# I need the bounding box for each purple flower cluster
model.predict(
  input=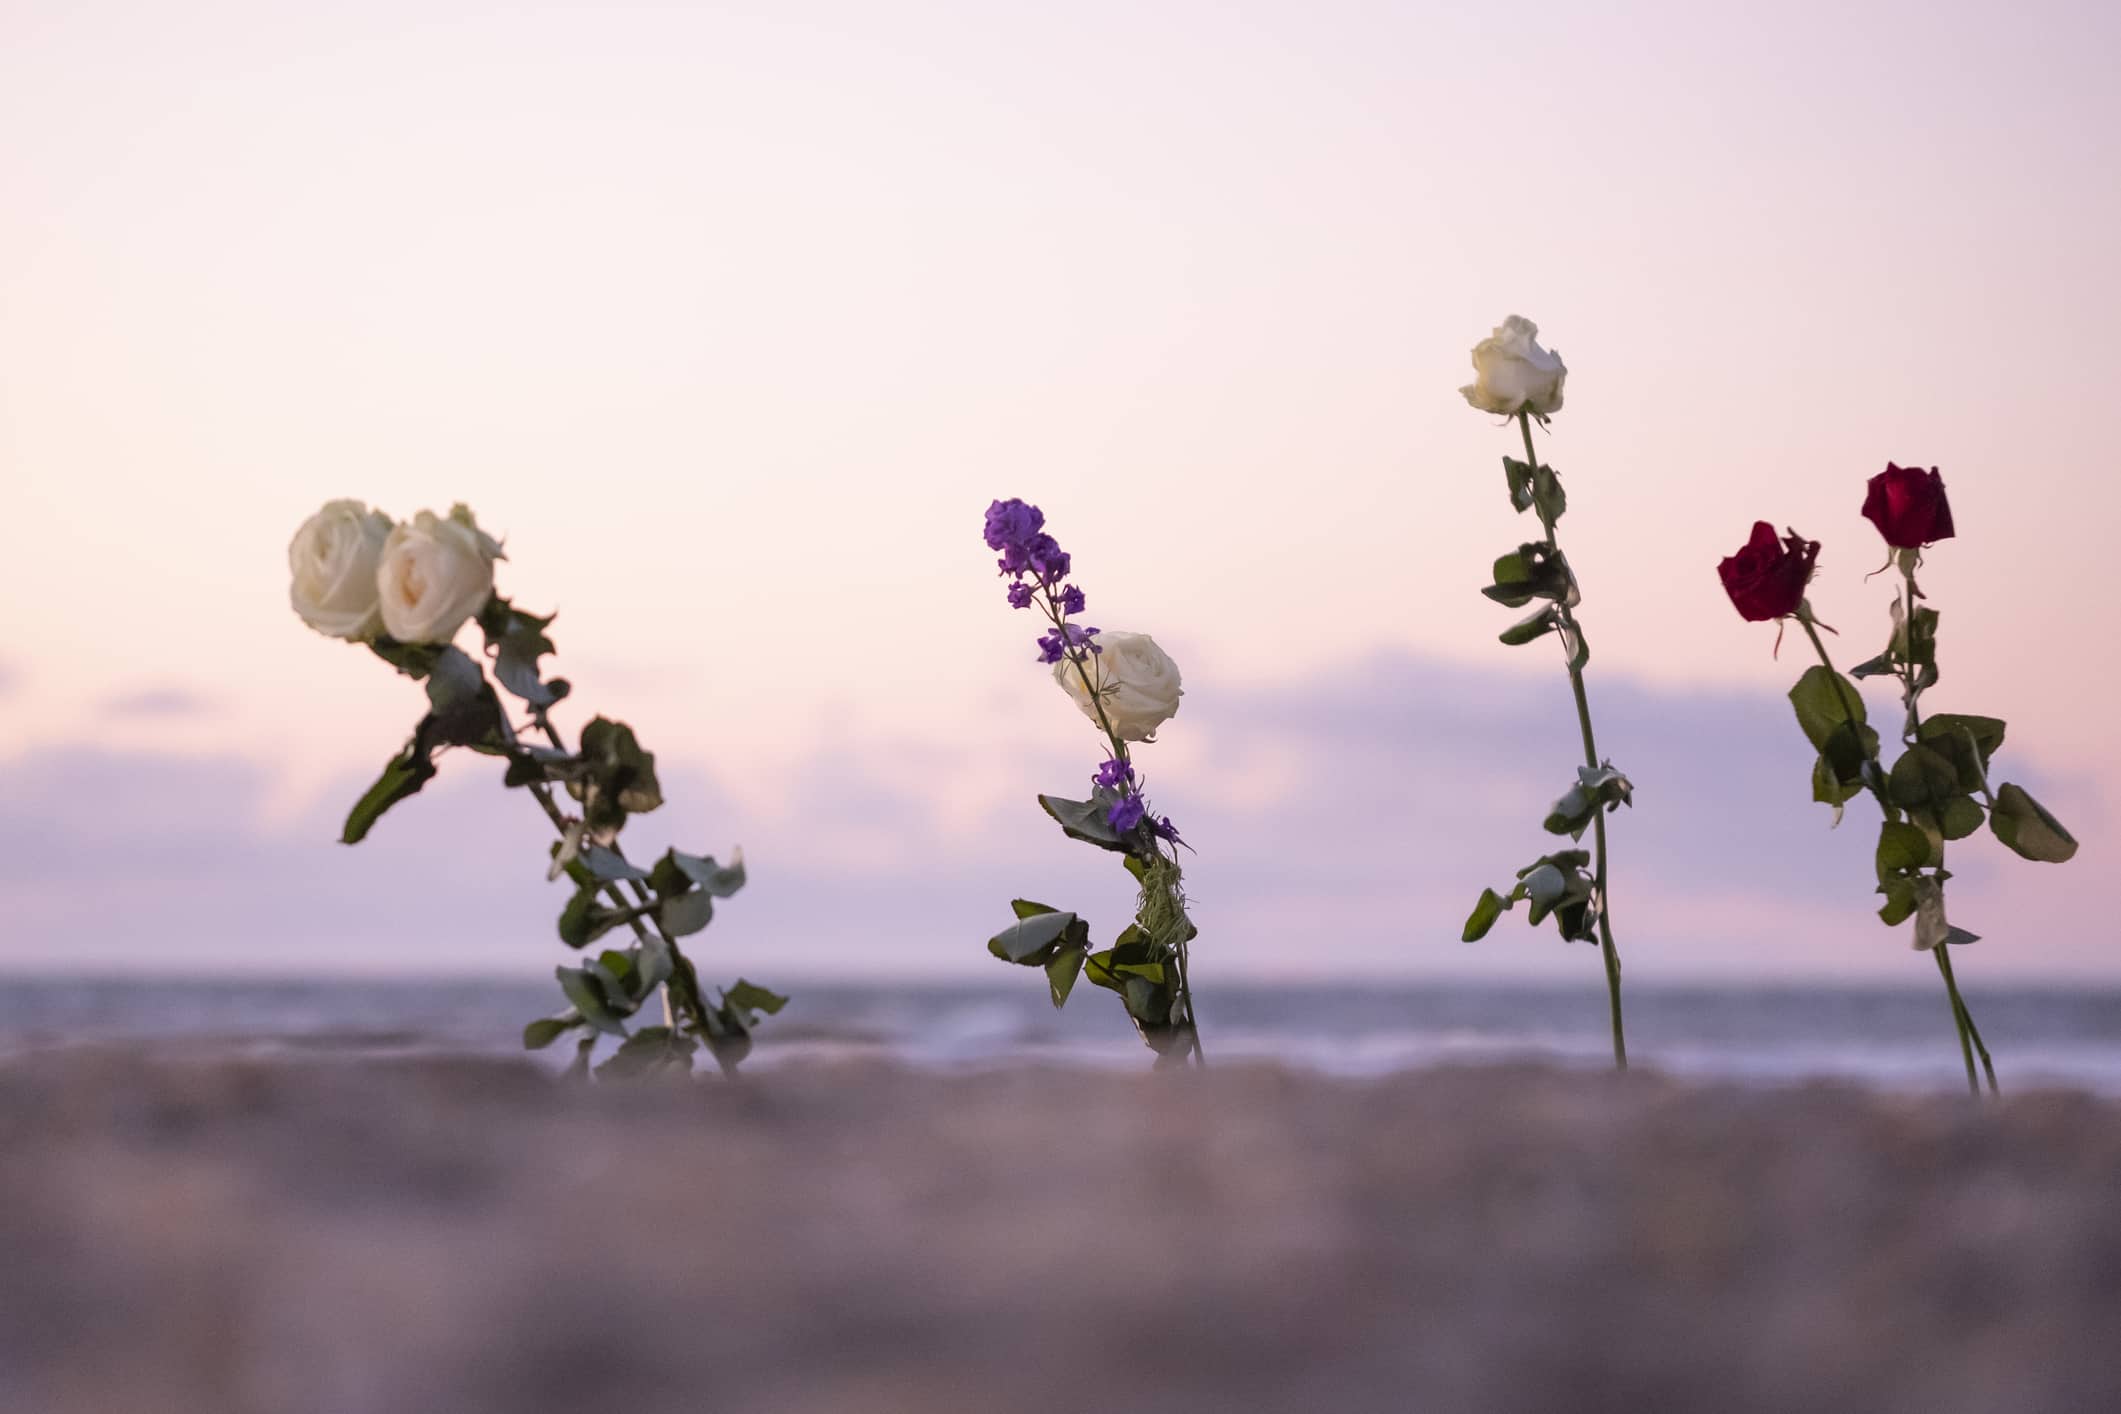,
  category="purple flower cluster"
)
[984,497,1098,663]
[1093,756,1179,842]
[986,498,1181,850]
